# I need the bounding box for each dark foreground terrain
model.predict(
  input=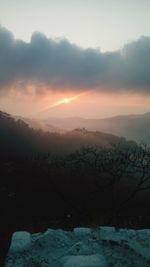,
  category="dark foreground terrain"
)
[0,111,150,265]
